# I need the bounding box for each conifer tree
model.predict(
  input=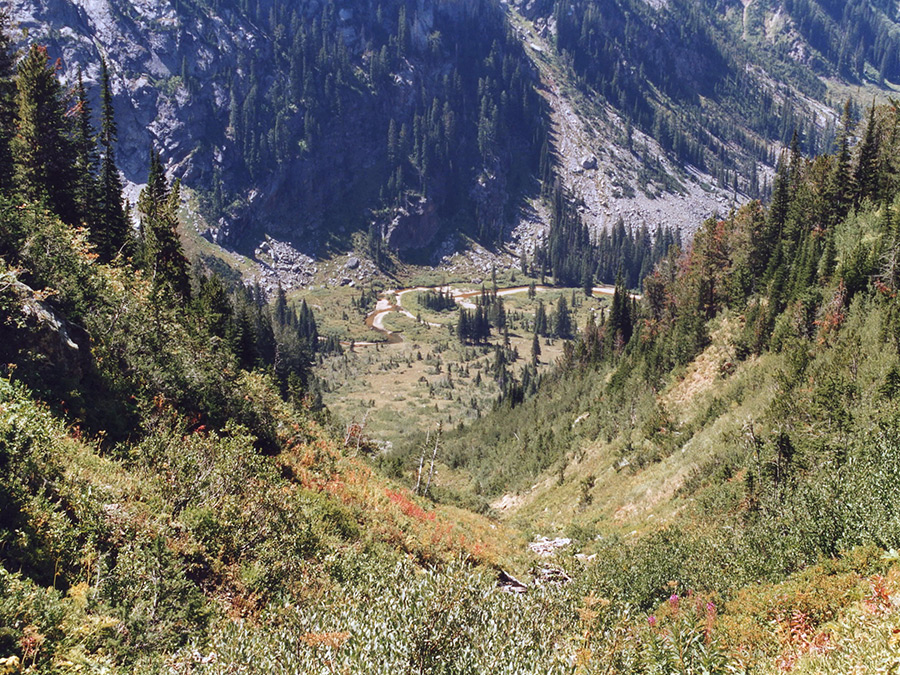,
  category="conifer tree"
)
[273,284,288,326]
[608,273,632,349]
[197,273,233,338]
[534,299,548,337]
[853,105,880,205]
[297,299,318,352]
[553,295,573,339]
[825,100,853,227]
[72,69,99,227]
[138,148,167,244]
[0,10,16,194]
[138,150,191,303]
[764,155,791,278]
[96,58,131,261]
[457,308,470,344]
[13,44,77,222]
